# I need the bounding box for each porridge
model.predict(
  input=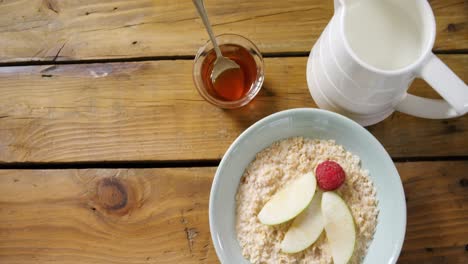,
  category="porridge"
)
[235,137,379,263]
